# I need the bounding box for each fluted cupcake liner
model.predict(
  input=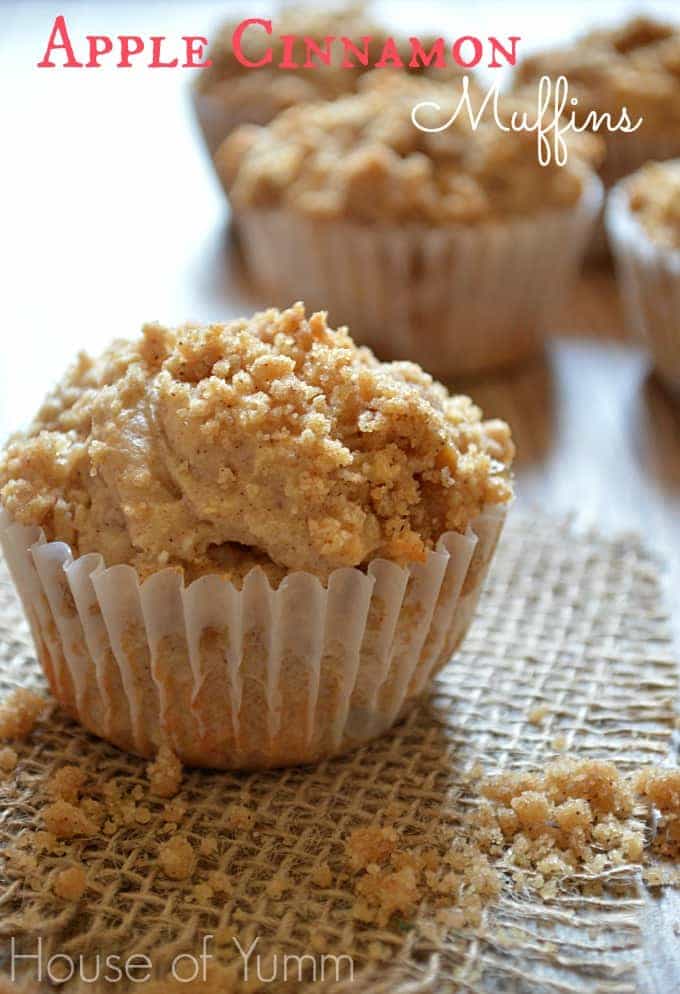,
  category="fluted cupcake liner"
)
[231,177,602,378]
[606,178,680,395]
[0,505,506,770]
[590,132,680,260]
